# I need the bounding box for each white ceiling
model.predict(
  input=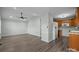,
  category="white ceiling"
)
[49,7,76,17]
[1,7,49,17]
[0,7,76,20]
